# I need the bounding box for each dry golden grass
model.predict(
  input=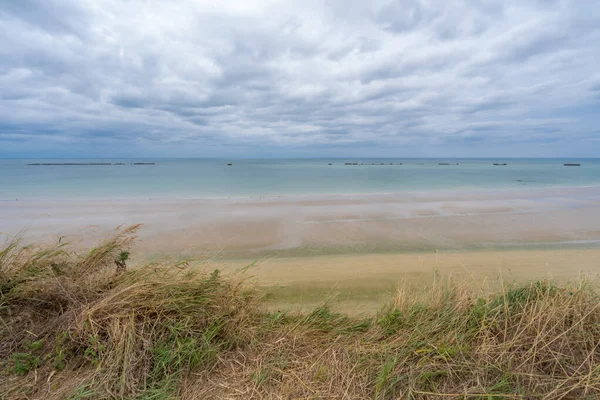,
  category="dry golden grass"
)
[1,226,600,399]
